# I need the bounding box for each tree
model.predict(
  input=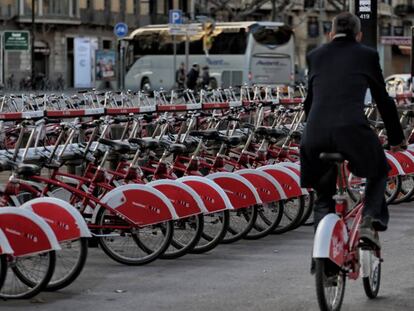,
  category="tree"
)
[199,0,349,21]
[202,0,292,21]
